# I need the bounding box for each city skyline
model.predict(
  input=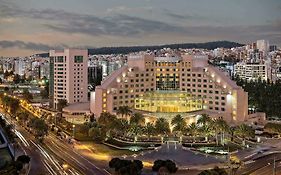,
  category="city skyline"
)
[0,0,280,56]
